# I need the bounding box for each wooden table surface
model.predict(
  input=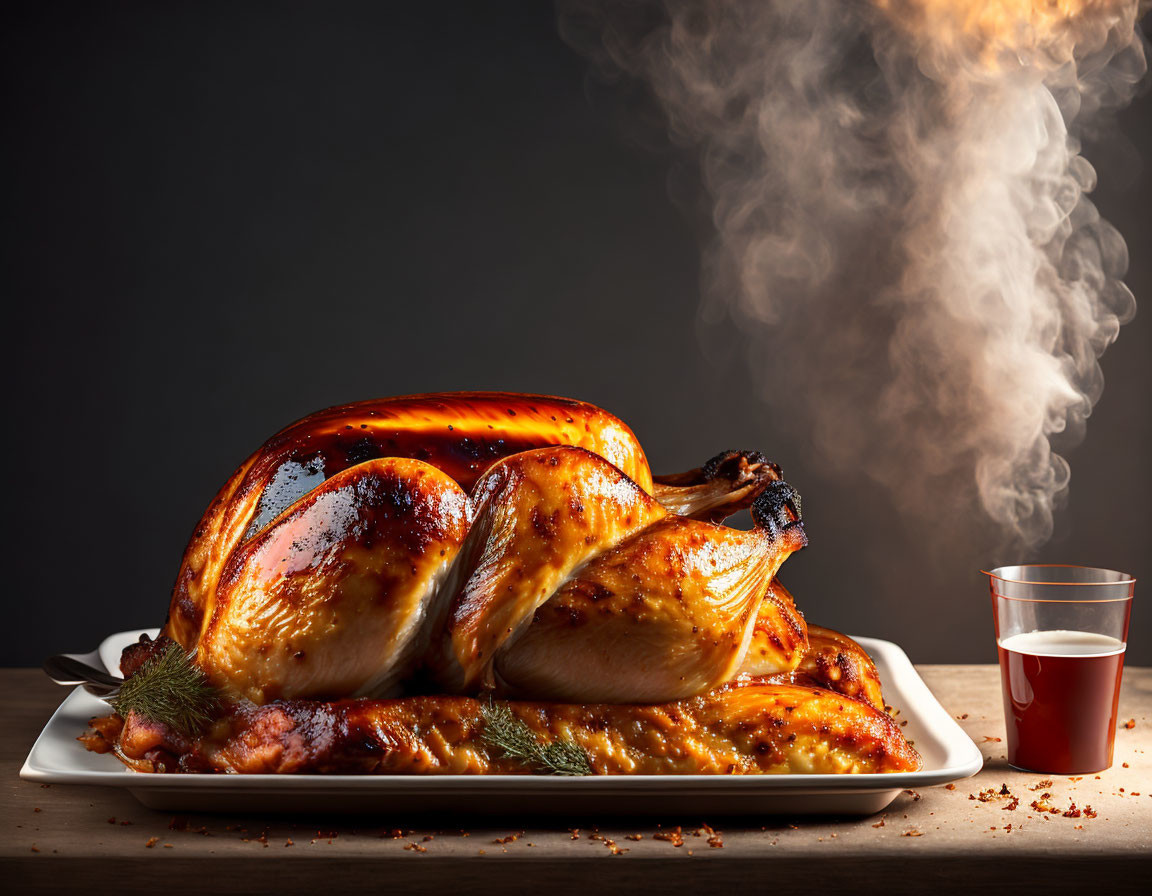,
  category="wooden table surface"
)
[3,666,1150,894]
